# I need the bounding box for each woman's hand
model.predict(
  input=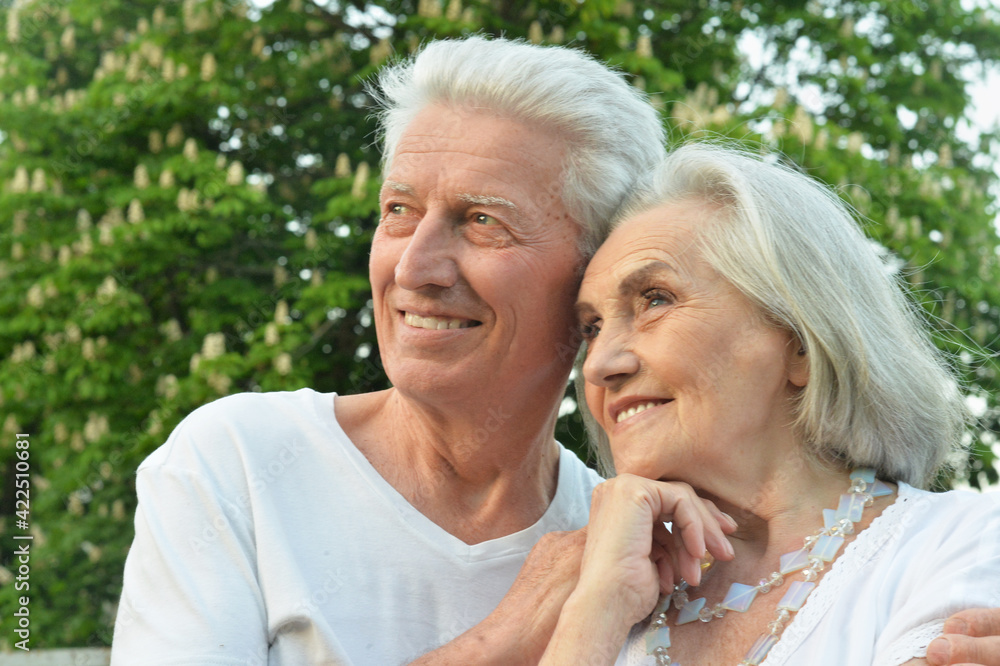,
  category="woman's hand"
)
[540,475,737,665]
[578,474,736,624]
